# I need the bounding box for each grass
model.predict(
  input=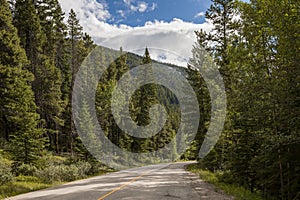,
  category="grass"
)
[186,163,264,200]
[0,169,113,199]
[0,176,63,200]
[0,150,115,199]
